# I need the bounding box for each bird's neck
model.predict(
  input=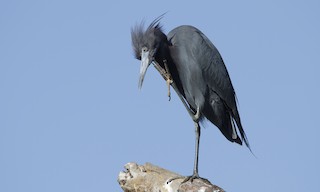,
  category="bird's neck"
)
[154,43,170,68]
